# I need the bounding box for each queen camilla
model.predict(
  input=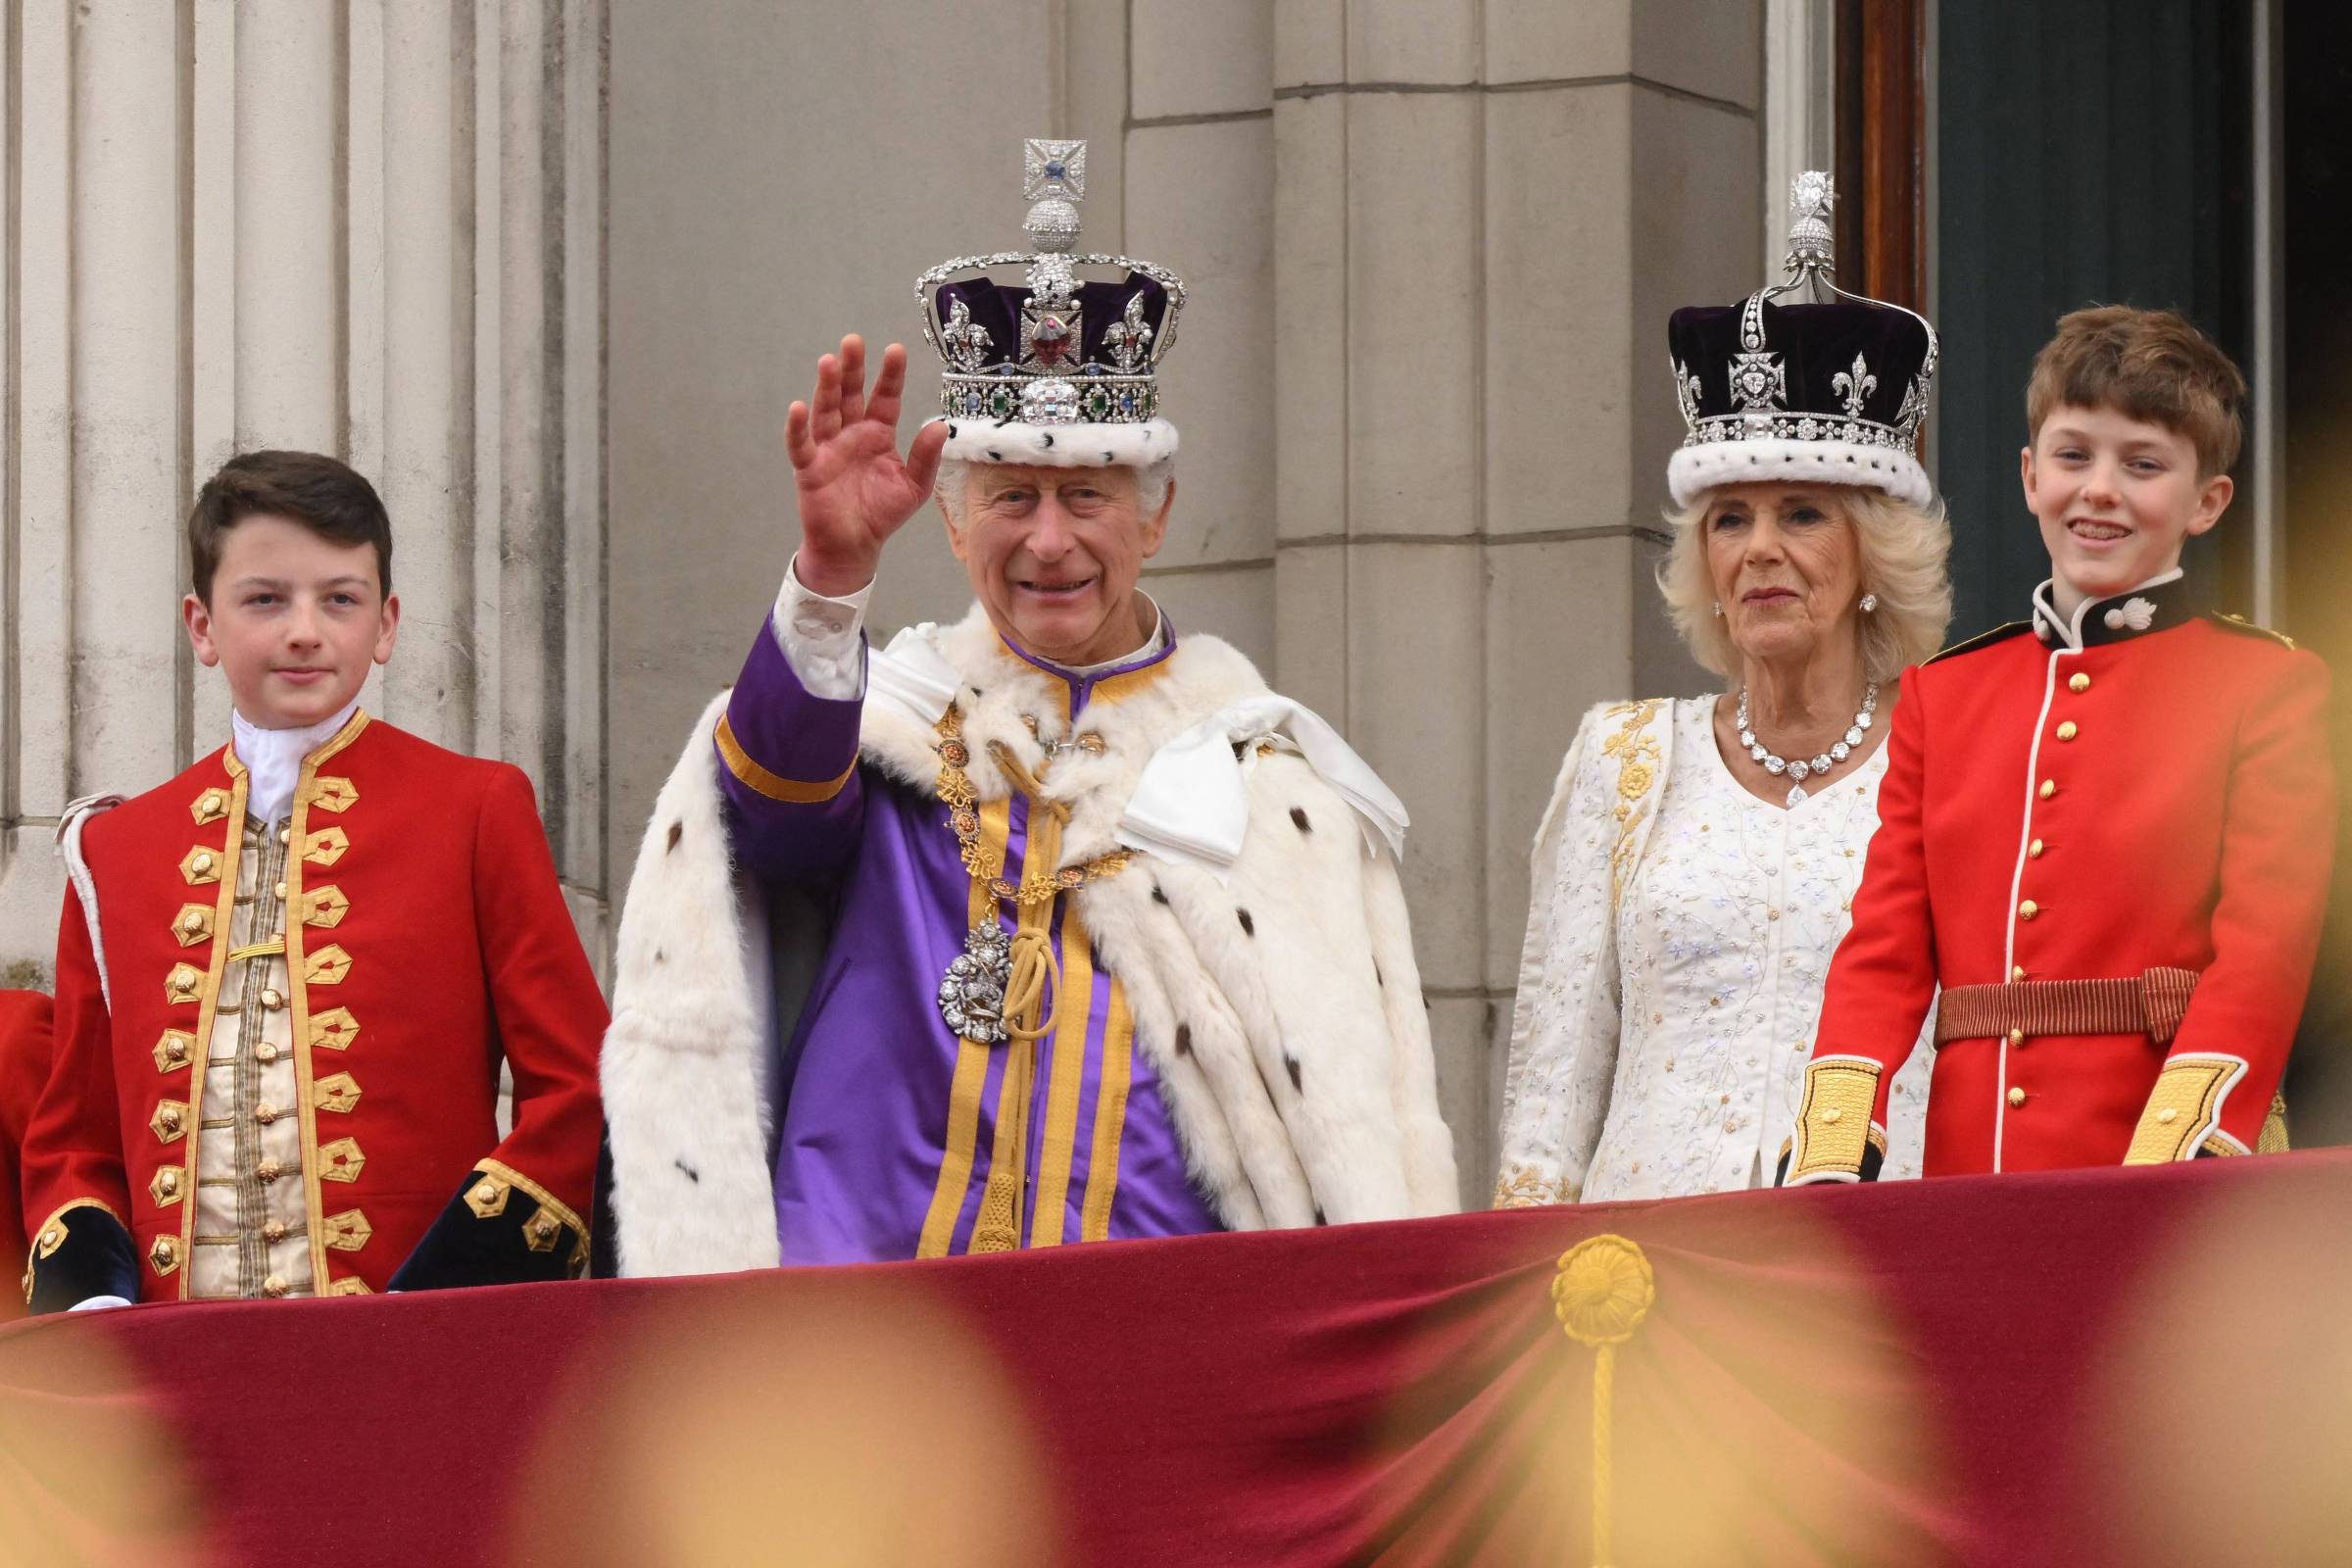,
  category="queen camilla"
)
[1496,176,1953,1205]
